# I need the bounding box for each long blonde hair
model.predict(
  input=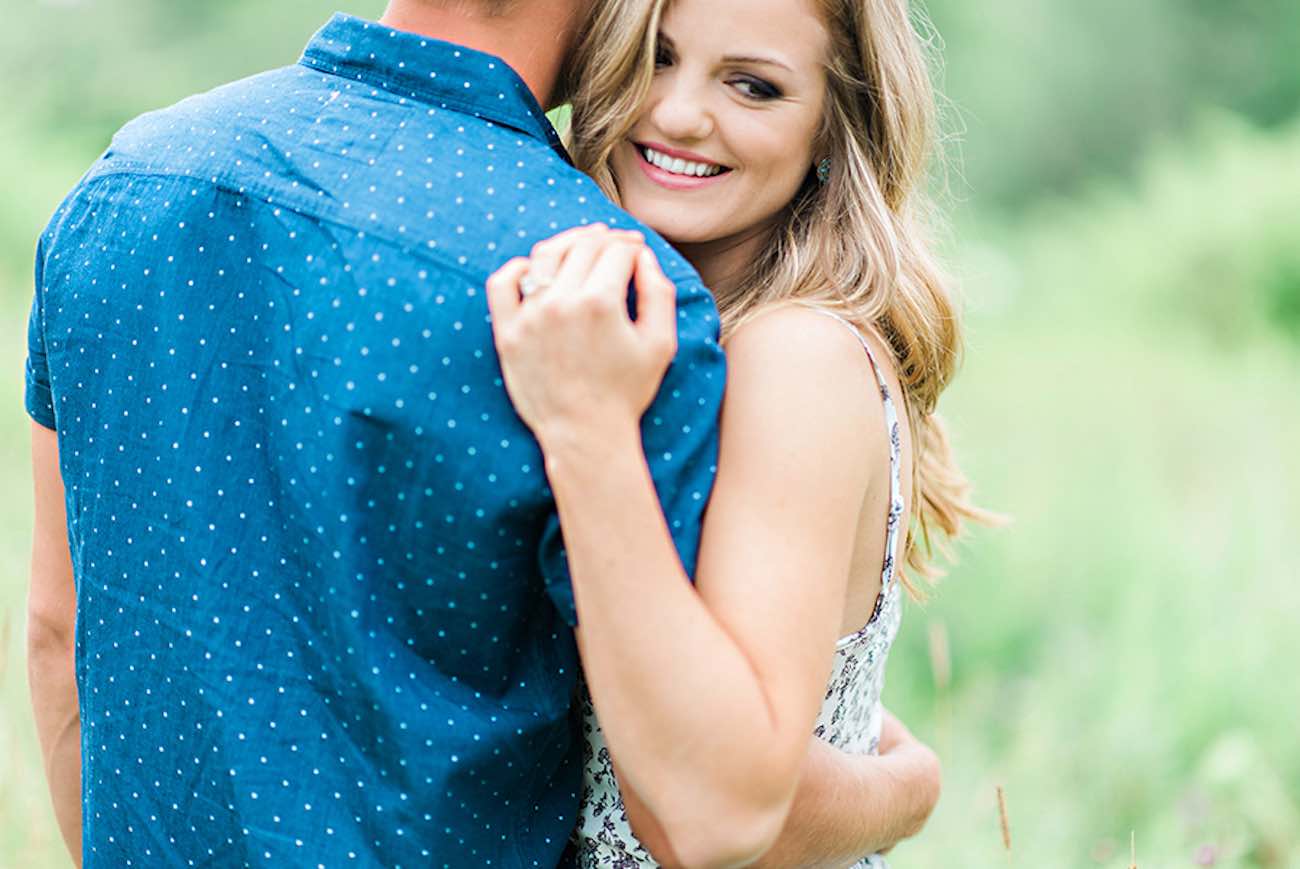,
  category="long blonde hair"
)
[564,0,990,593]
